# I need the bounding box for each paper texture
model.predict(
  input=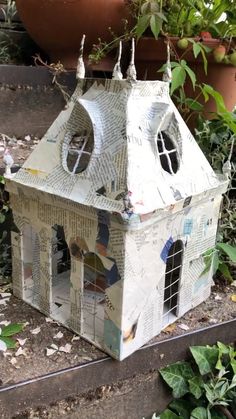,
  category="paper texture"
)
[6,78,228,360]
